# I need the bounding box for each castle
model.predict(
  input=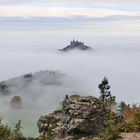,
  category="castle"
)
[59,39,92,51]
[70,39,84,46]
